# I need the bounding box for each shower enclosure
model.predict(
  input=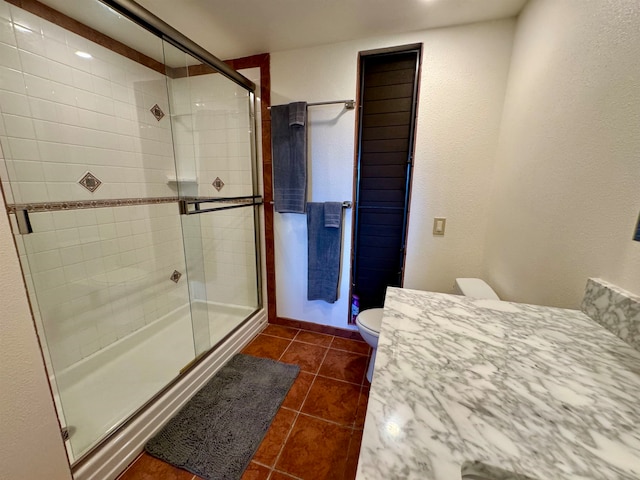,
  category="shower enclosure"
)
[0,0,262,466]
